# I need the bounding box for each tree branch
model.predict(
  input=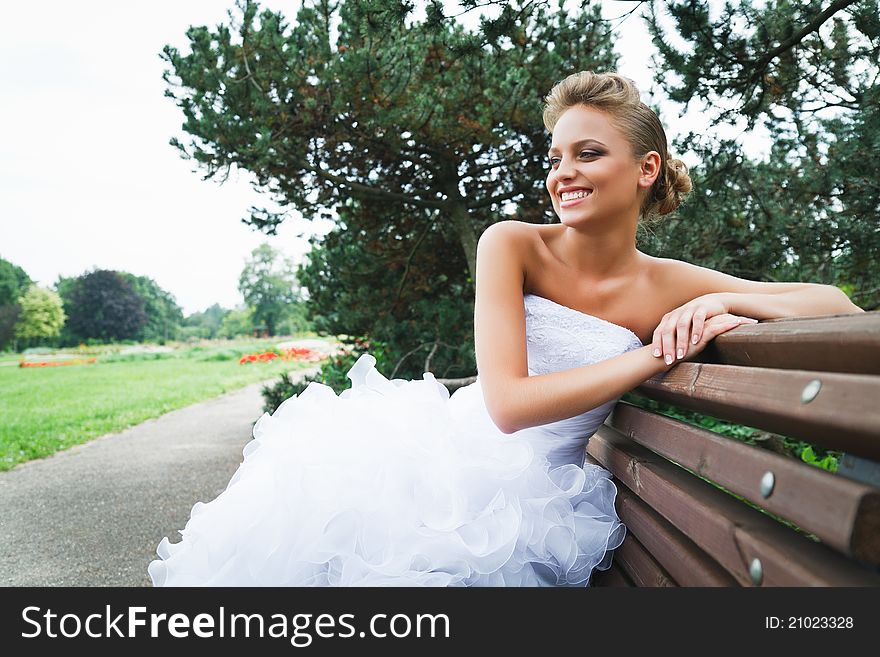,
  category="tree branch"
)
[394,217,436,304]
[750,0,859,78]
[281,148,447,209]
[466,183,531,210]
